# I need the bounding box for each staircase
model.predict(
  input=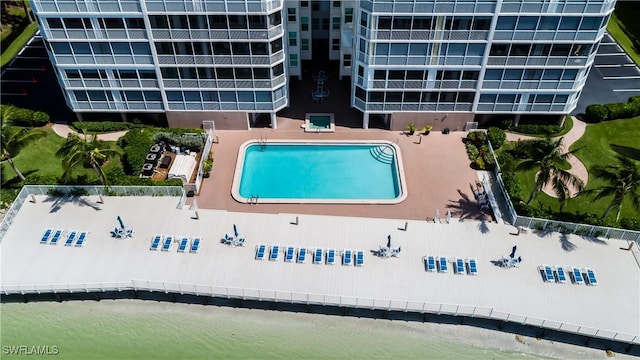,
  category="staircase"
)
[369,145,395,164]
